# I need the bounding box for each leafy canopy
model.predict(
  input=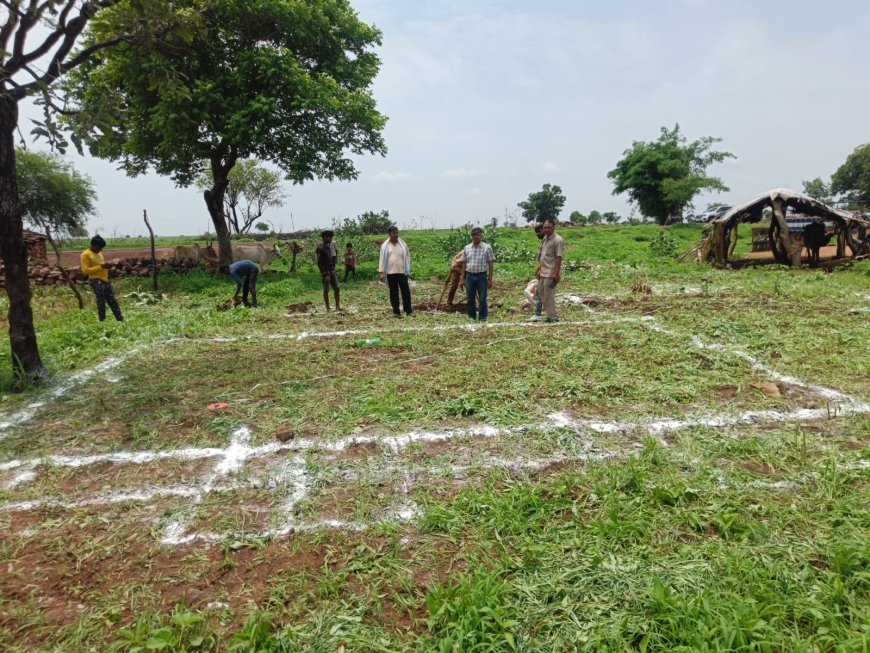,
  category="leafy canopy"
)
[802,177,831,202]
[518,184,566,223]
[608,125,735,225]
[15,149,96,239]
[830,144,870,202]
[67,0,387,187]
